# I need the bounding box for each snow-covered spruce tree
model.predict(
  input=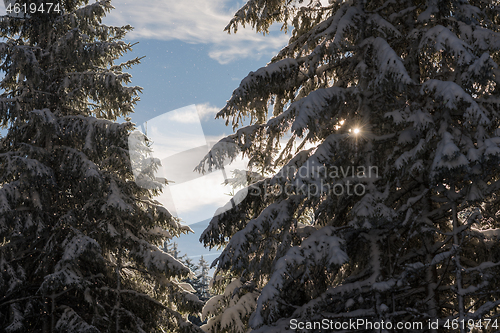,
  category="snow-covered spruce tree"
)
[162,242,213,327]
[194,256,211,304]
[162,242,211,301]
[0,1,203,332]
[197,0,500,332]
